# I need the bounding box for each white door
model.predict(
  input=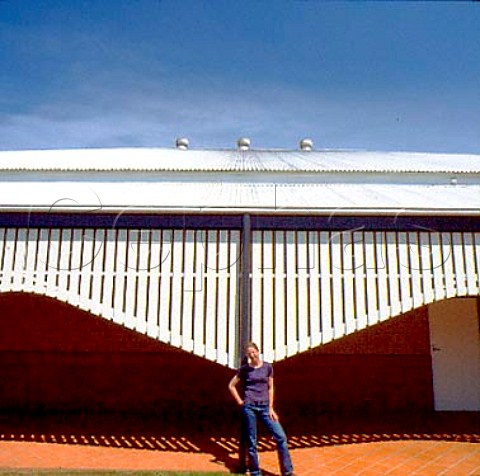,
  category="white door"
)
[428,298,480,411]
